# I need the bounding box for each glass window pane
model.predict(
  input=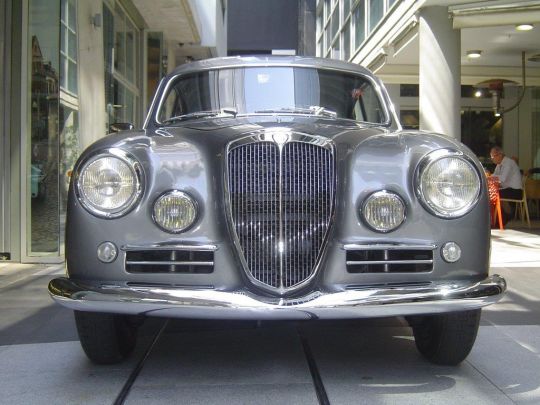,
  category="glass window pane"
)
[60,25,66,53]
[60,0,66,23]
[344,22,350,61]
[114,10,126,76]
[68,60,77,94]
[28,0,61,254]
[68,0,76,30]
[354,2,365,50]
[126,27,135,83]
[343,0,350,18]
[331,5,339,40]
[332,39,340,60]
[325,27,331,53]
[324,0,330,20]
[59,106,80,219]
[159,67,386,124]
[68,31,76,60]
[125,90,134,123]
[369,0,383,32]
